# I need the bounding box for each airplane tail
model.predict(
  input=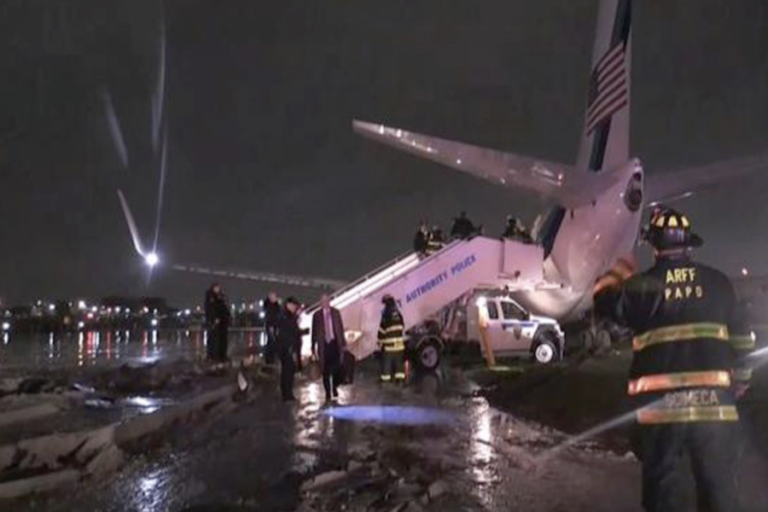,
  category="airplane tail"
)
[575,0,632,173]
